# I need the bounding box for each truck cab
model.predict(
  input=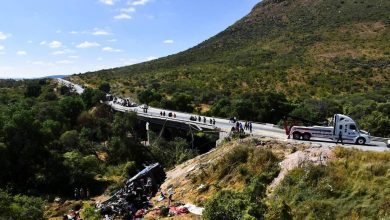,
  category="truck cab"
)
[332,114,370,145]
[289,114,371,145]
